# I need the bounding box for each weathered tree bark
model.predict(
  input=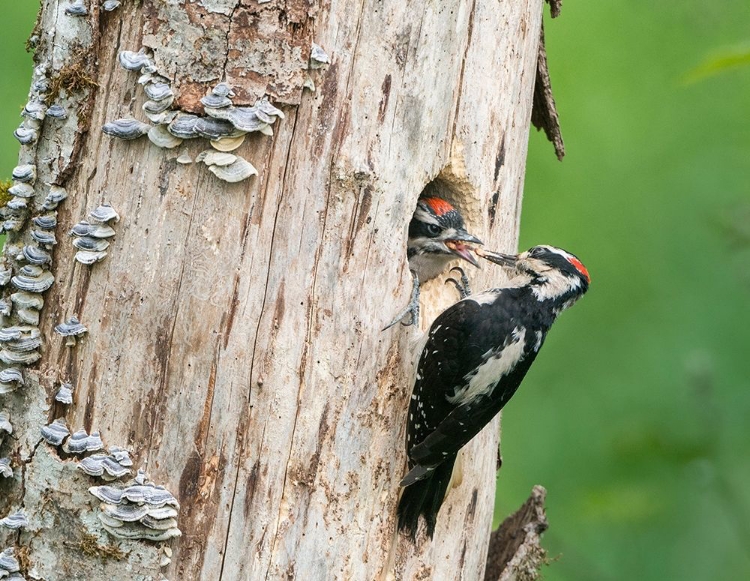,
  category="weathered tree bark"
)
[484,486,549,581]
[0,0,543,579]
